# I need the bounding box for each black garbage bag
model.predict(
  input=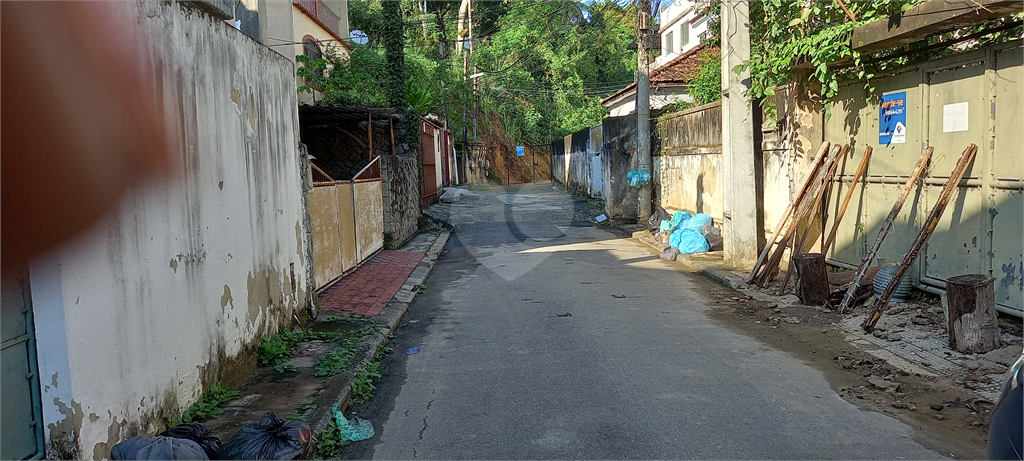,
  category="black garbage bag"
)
[647,205,669,232]
[216,412,311,460]
[159,423,220,459]
[111,436,208,460]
